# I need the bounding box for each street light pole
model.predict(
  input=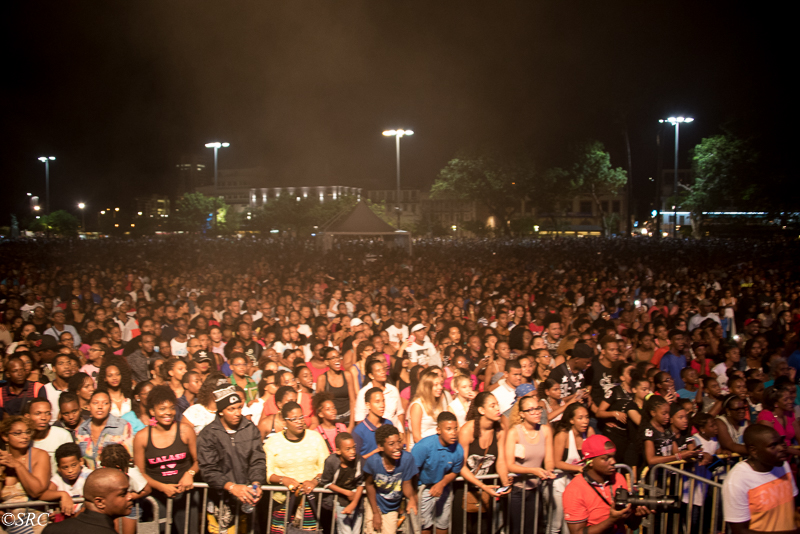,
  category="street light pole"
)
[205,142,230,232]
[37,156,55,215]
[658,117,693,237]
[382,129,413,229]
[78,203,86,231]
